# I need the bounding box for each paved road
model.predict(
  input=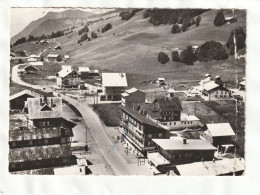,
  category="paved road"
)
[11,64,134,175]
